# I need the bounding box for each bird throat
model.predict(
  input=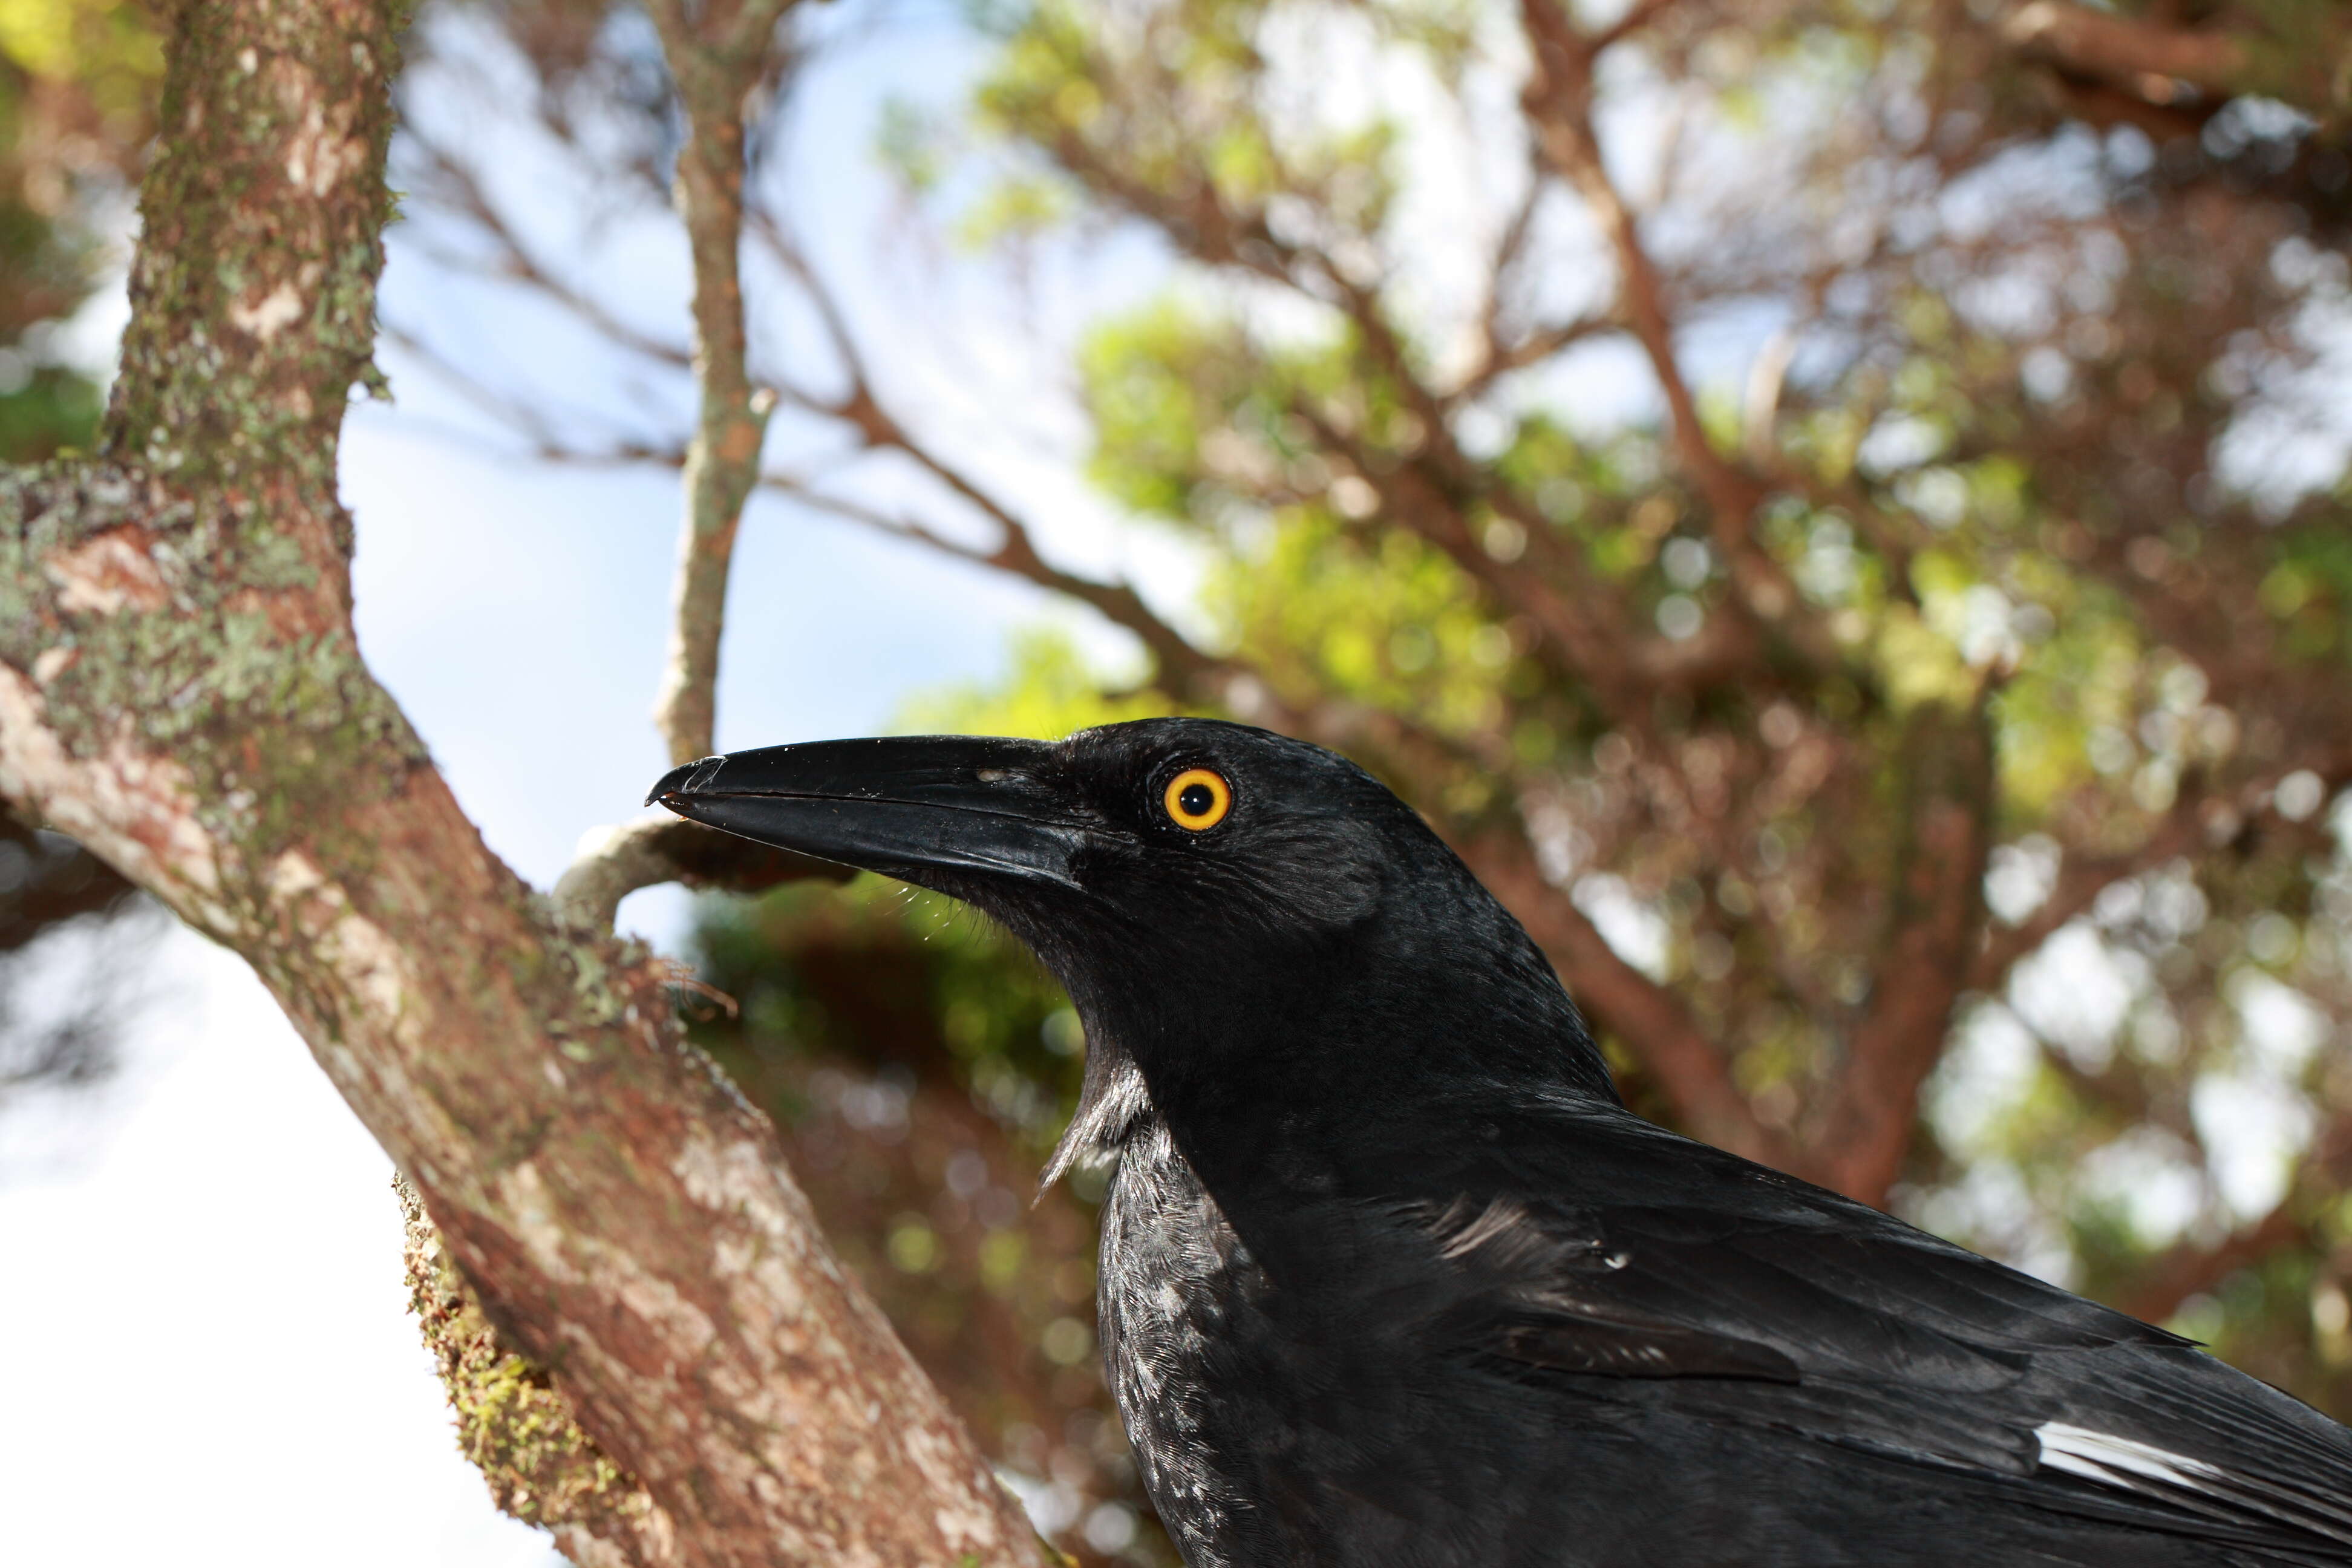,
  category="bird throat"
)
[1041,1026,1154,1187]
